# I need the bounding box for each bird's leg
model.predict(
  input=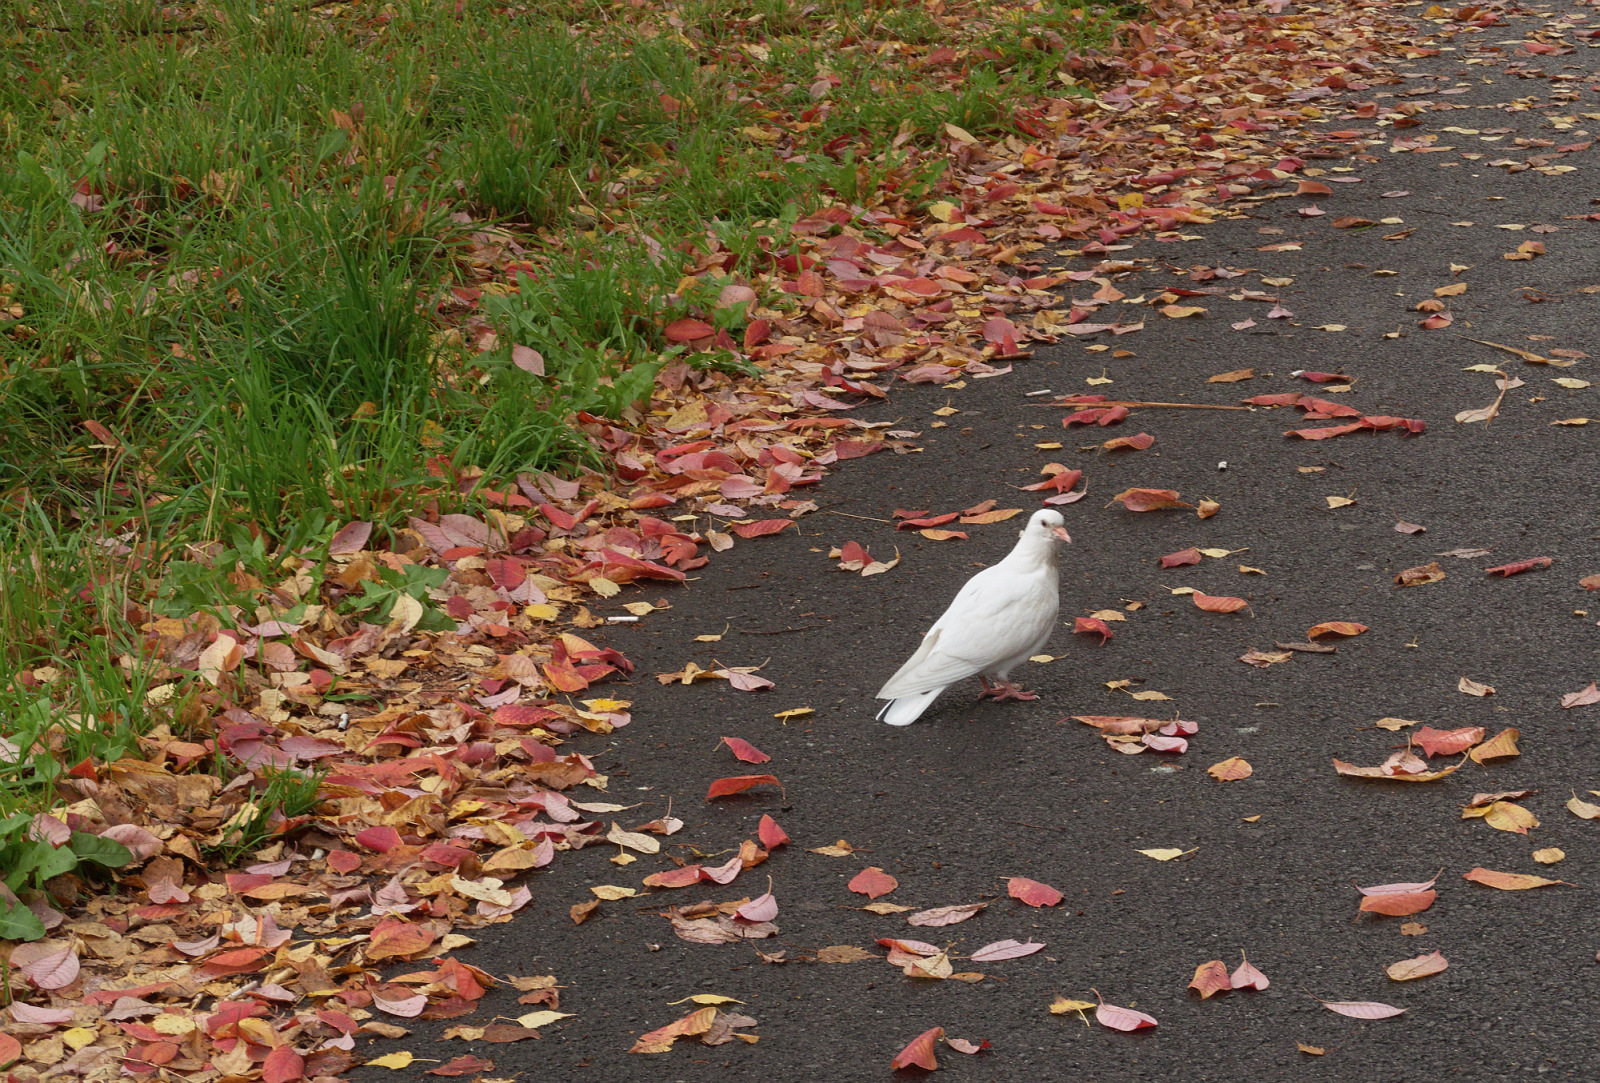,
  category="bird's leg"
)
[986,681,1040,703]
[976,675,998,699]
